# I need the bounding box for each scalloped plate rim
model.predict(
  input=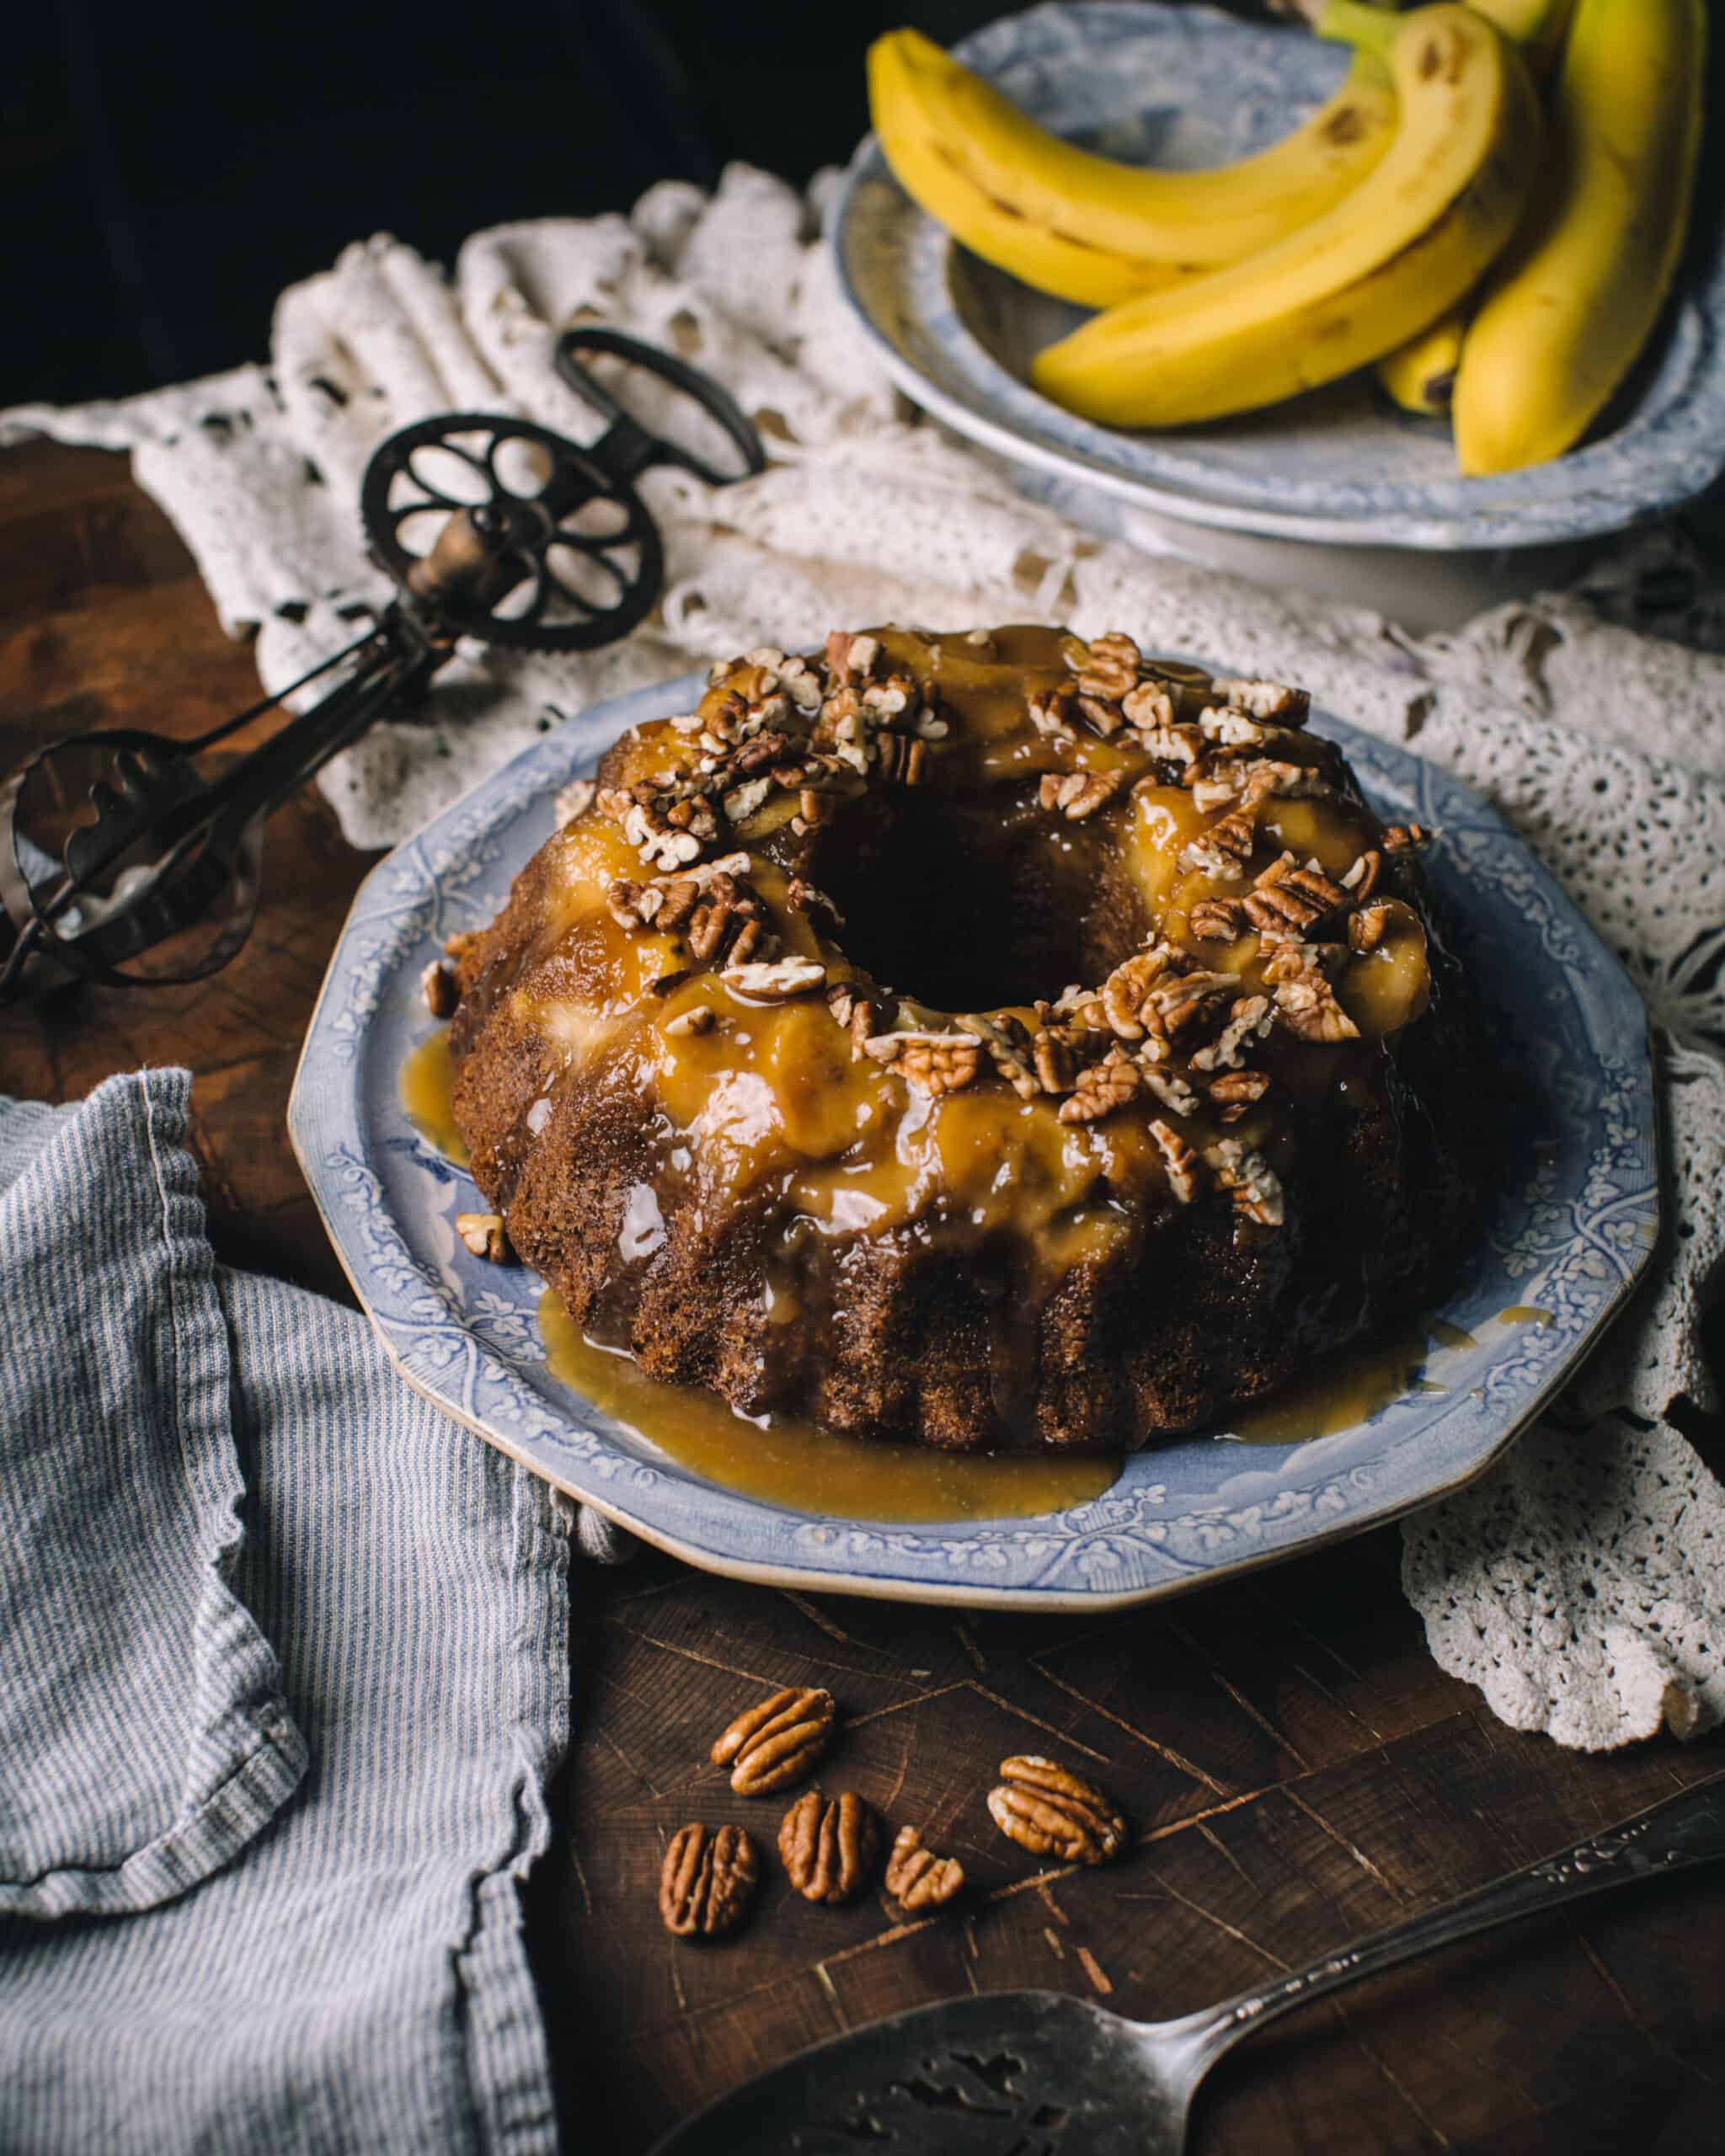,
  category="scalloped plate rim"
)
[287,667,1659,1609]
